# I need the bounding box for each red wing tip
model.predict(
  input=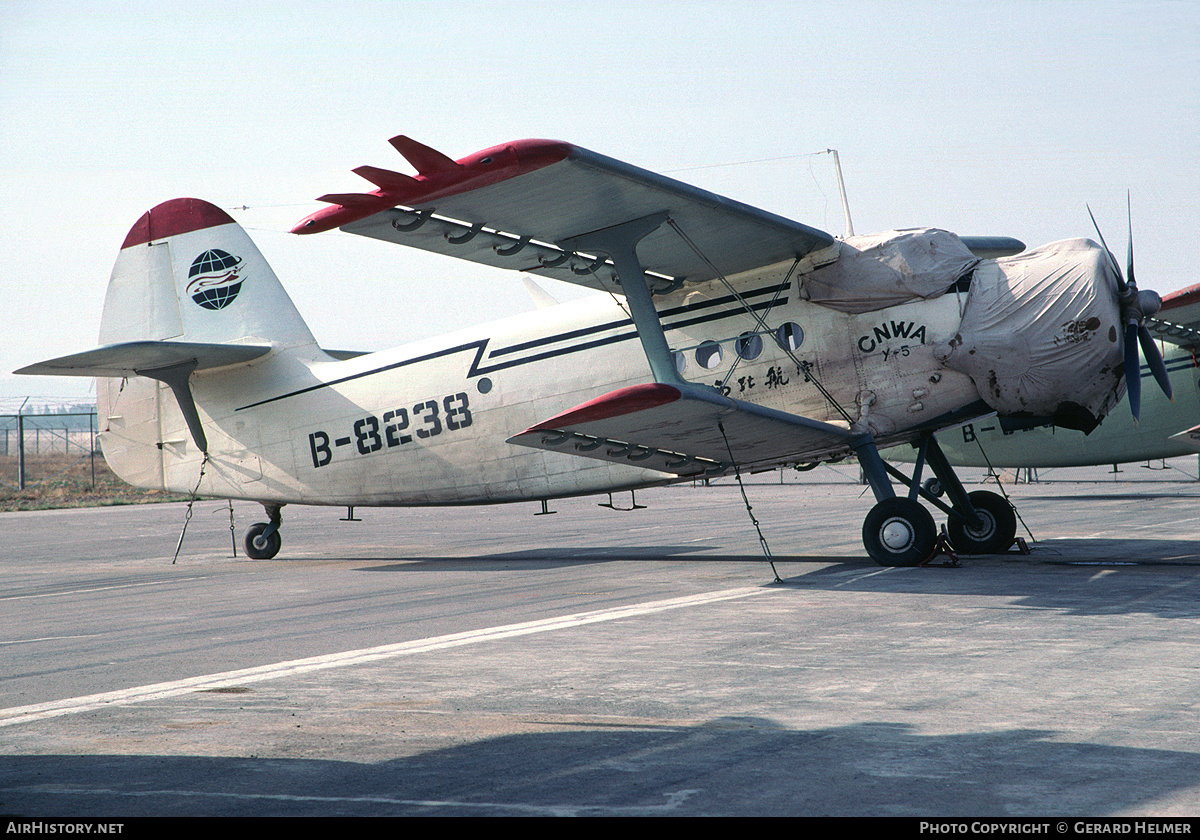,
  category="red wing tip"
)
[291,206,350,234]
[292,136,576,235]
[316,192,384,207]
[121,198,236,249]
[524,383,682,433]
[1161,281,1200,312]
[389,135,573,172]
